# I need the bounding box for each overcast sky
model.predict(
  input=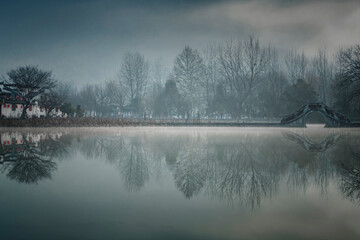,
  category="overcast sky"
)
[0,0,359,86]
